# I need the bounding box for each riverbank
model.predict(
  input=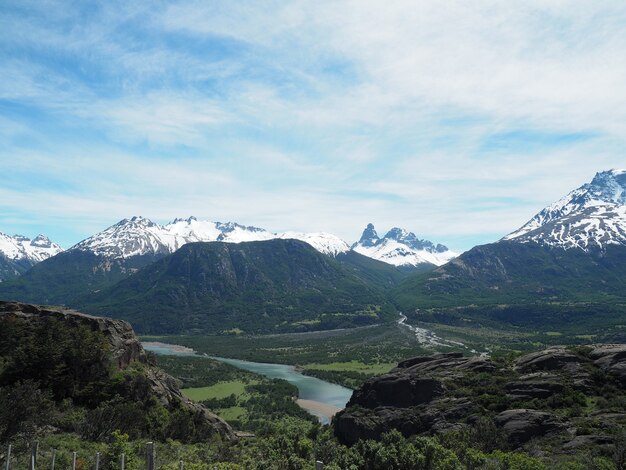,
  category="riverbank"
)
[142,341,196,355]
[142,342,353,423]
[296,399,341,423]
